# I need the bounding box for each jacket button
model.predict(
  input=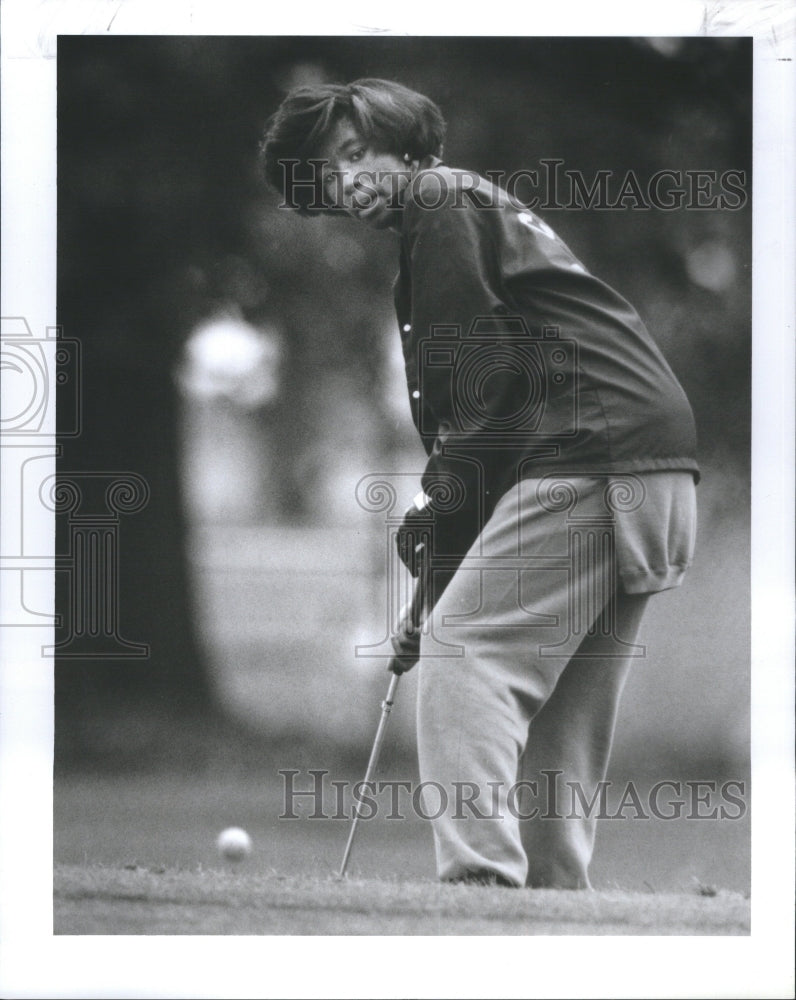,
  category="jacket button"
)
[403,323,412,333]
[411,390,420,399]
